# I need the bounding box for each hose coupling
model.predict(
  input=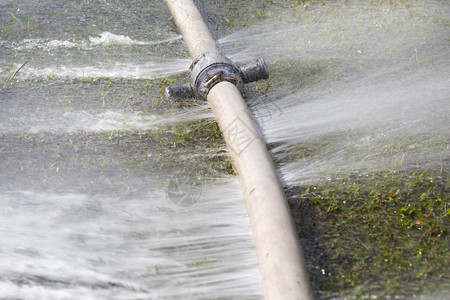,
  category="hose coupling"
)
[165,51,269,100]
